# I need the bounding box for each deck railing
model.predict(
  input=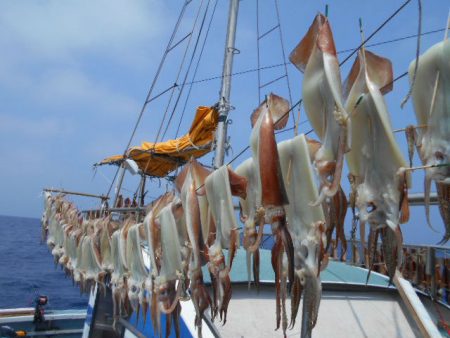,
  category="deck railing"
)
[327,238,450,304]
